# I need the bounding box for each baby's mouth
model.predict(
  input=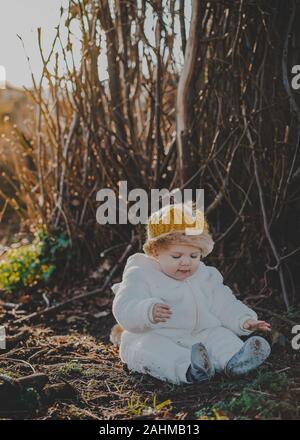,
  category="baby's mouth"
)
[178,269,191,274]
